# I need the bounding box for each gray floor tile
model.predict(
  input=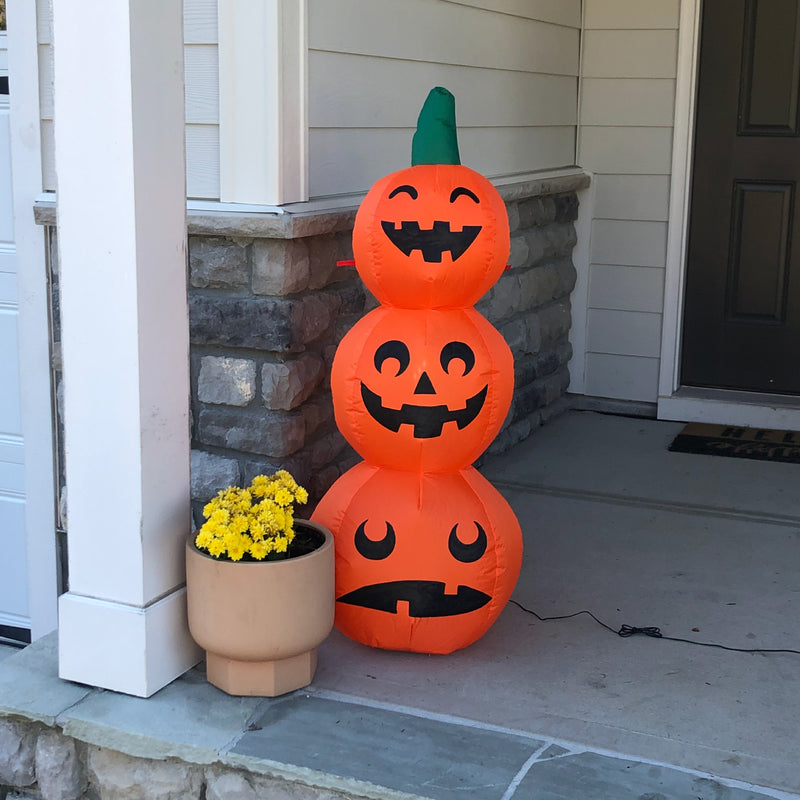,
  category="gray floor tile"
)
[232,694,543,800]
[515,752,783,800]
